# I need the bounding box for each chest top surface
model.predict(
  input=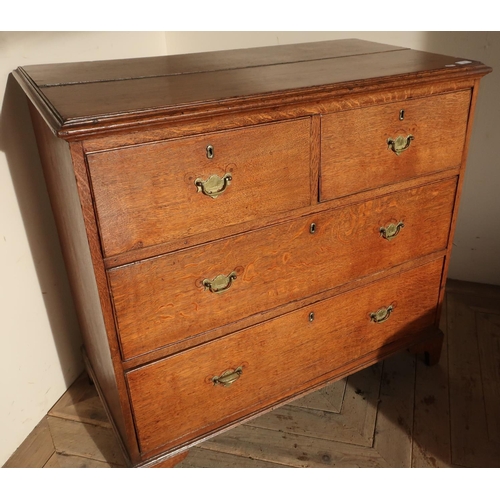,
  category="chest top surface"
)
[13,38,491,139]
